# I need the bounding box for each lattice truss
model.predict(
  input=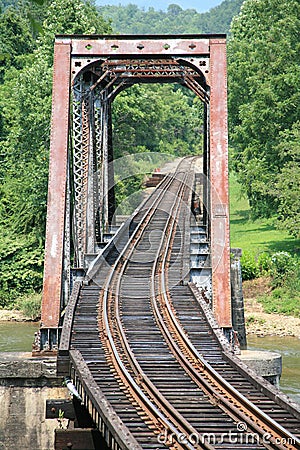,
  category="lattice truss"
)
[69,57,209,268]
[71,75,87,267]
[102,59,209,103]
[70,74,109,267]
